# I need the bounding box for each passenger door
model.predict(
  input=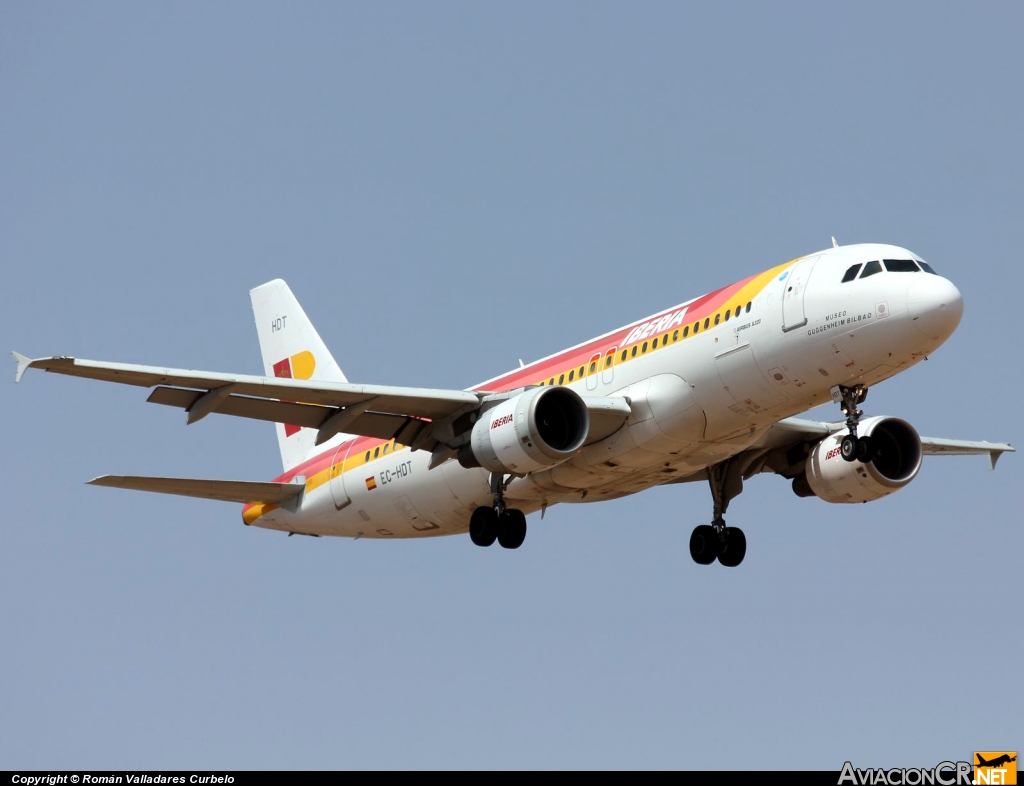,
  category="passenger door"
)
[782,255,821,332]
